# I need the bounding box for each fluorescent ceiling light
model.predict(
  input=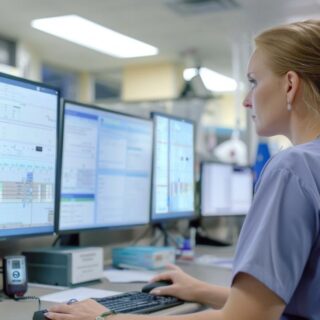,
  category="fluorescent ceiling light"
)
[31,15,158,58]
[184,67,237,92]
